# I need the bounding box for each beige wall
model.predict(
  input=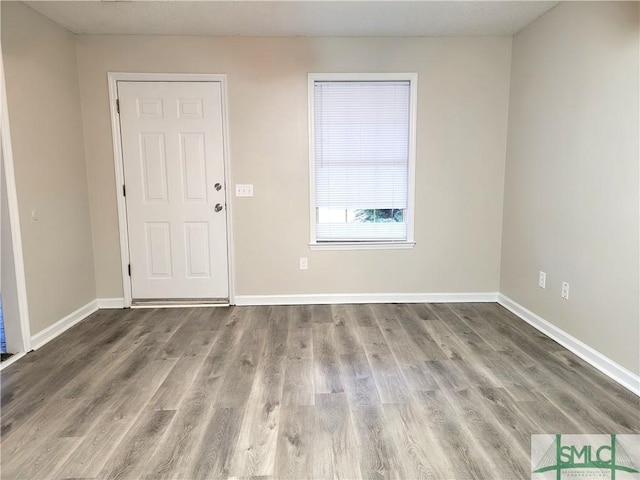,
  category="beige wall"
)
[1,2,96,335]
[501,2,639,374]
[75,35,512,298]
